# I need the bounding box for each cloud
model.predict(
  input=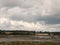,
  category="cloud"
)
[0,0,60,32]
[0,18,46,31]
[0,17,60,32]
[37,16,60,24]
[0,18,11,30]
[1,0,40,8]
[9,8,60,24]
[0,0,52,16]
